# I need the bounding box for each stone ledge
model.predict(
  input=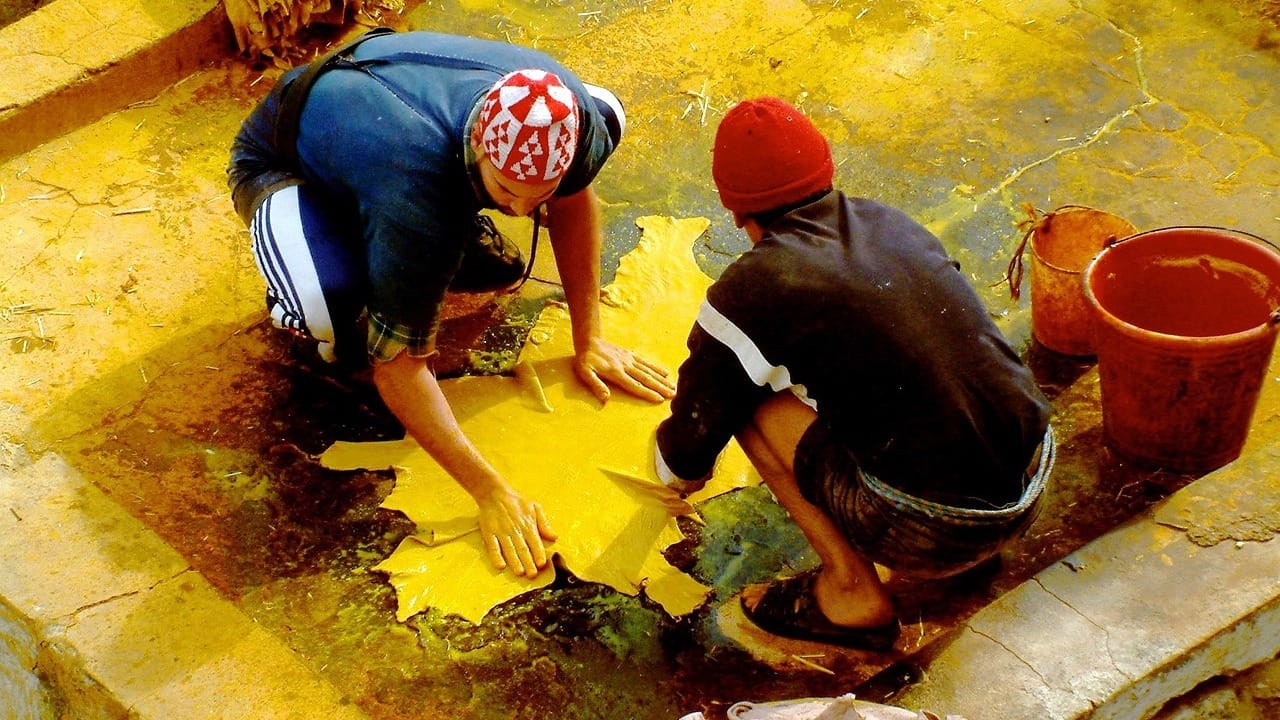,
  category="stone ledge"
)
[0,0,233,161]
[0,451,369,720]
[892,455,1280,720]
